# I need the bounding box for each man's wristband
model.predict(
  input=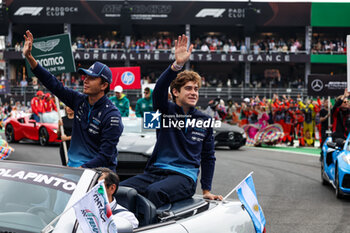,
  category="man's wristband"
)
[171,61,183,71]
